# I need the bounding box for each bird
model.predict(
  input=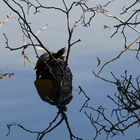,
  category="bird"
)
[52,47,66,59]
[34,47,73,111]
[34,47,66,70]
